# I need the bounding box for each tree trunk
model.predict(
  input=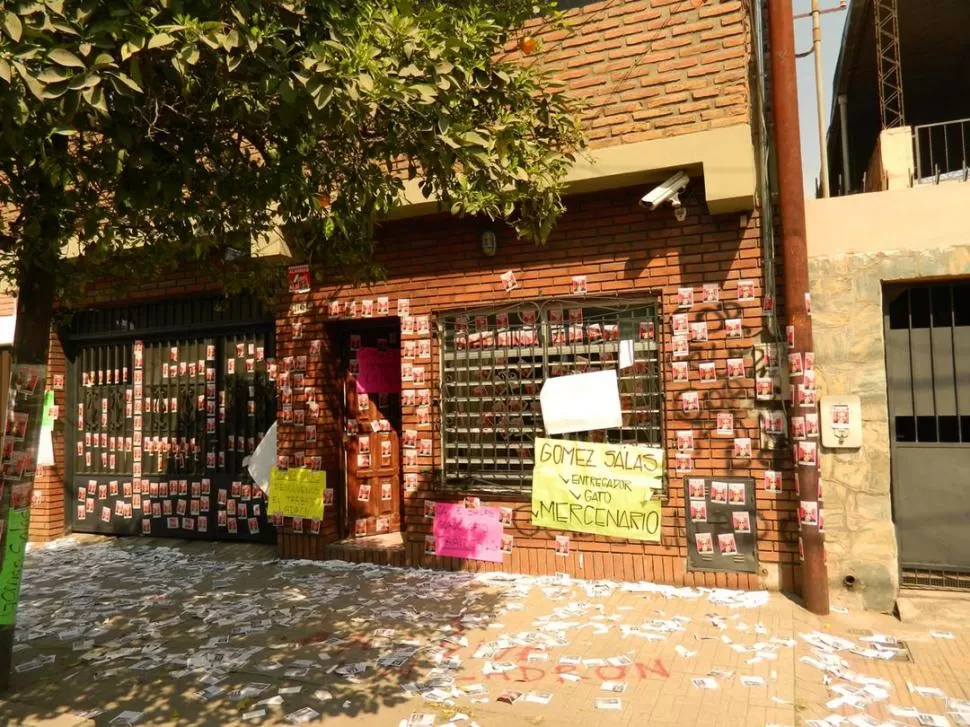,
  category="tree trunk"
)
[0,256,56,691]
